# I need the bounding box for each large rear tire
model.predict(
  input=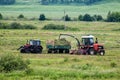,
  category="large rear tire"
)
[25,49,30,53]
[89,49,95,55]
[35,49,42,53]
